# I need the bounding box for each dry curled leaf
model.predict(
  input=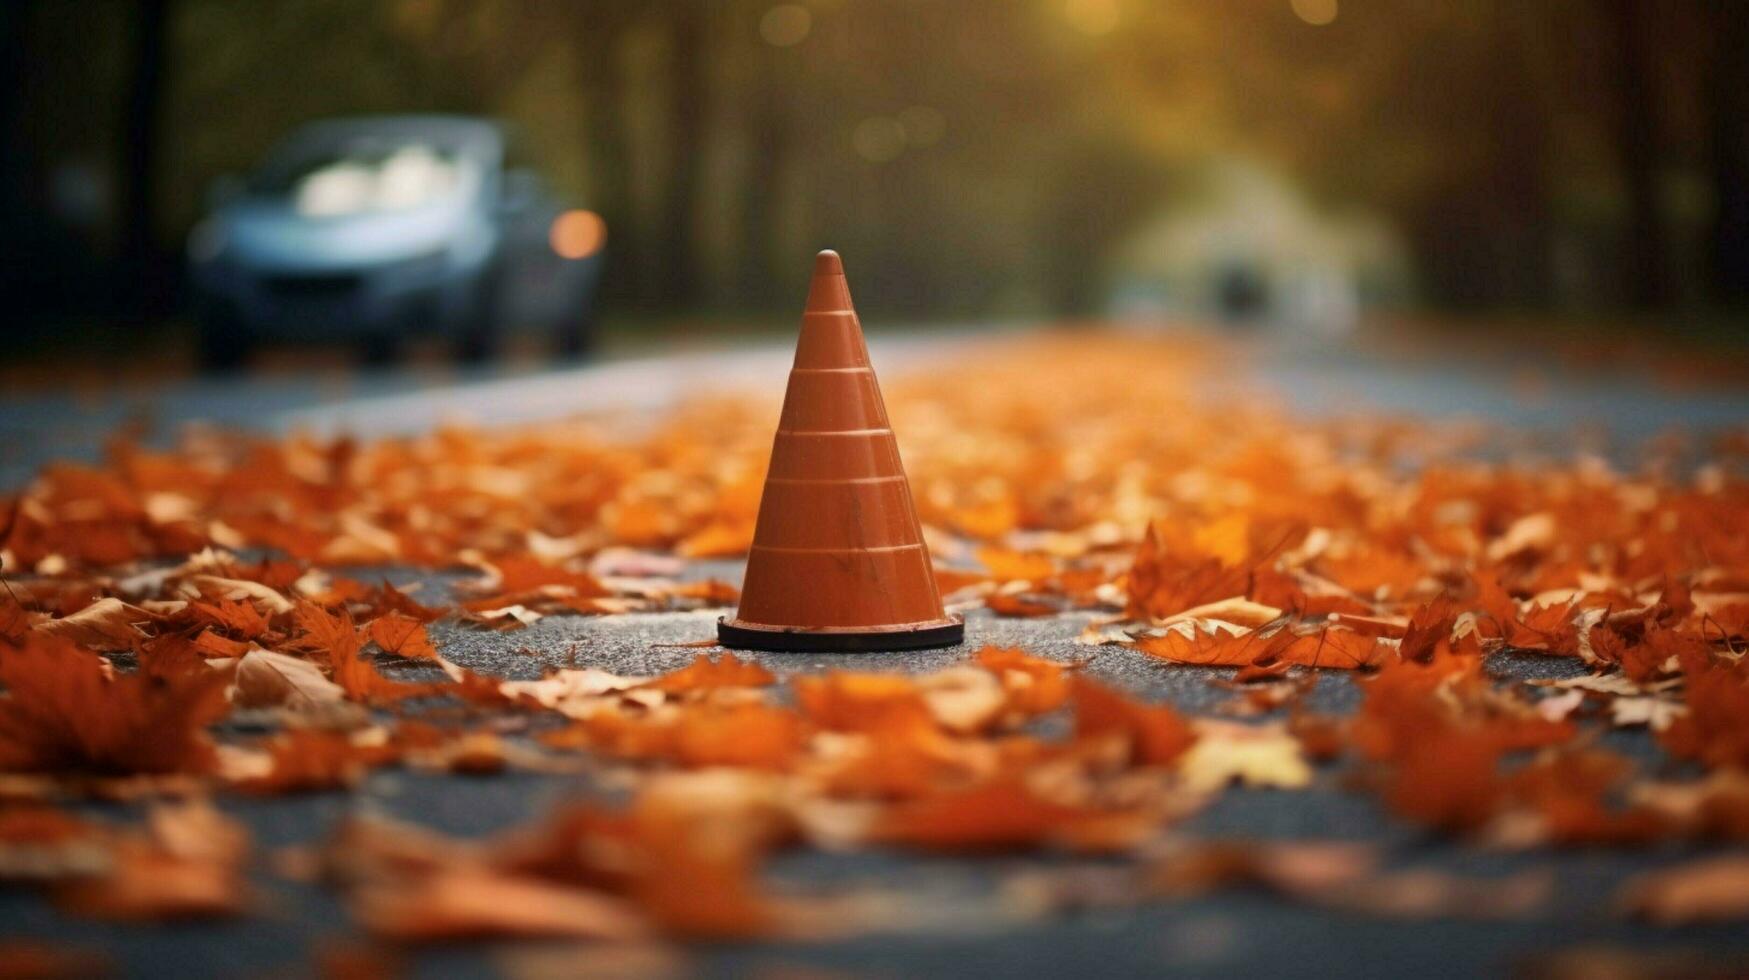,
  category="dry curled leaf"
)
[232,649,346,711]
[29,598,155,650]
[0,635,229,776]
